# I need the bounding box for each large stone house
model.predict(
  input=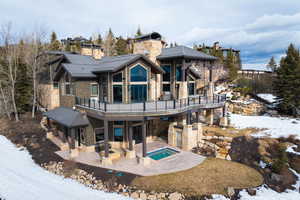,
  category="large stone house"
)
[43,32,227,165]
